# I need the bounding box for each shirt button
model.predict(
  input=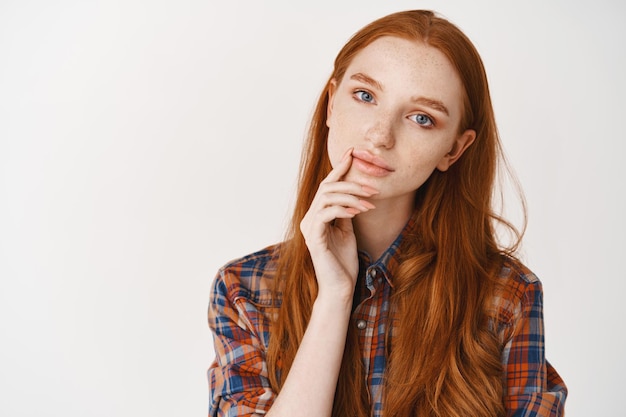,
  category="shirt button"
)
[370,268,377,279]
[356,319,367,330]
